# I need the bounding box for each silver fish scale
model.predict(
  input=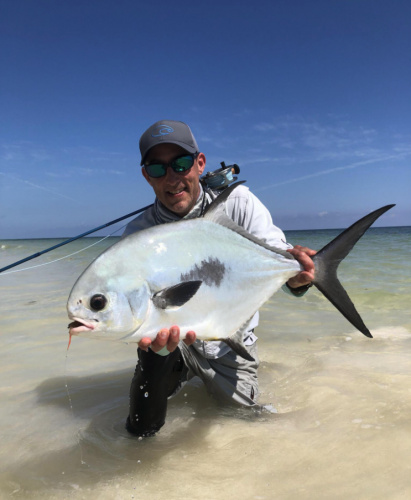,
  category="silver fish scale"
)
[68,218,301,343]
